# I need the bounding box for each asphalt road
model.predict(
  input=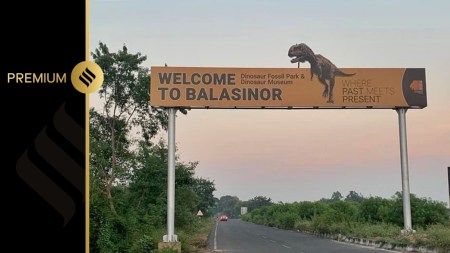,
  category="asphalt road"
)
[208,219,394,253]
